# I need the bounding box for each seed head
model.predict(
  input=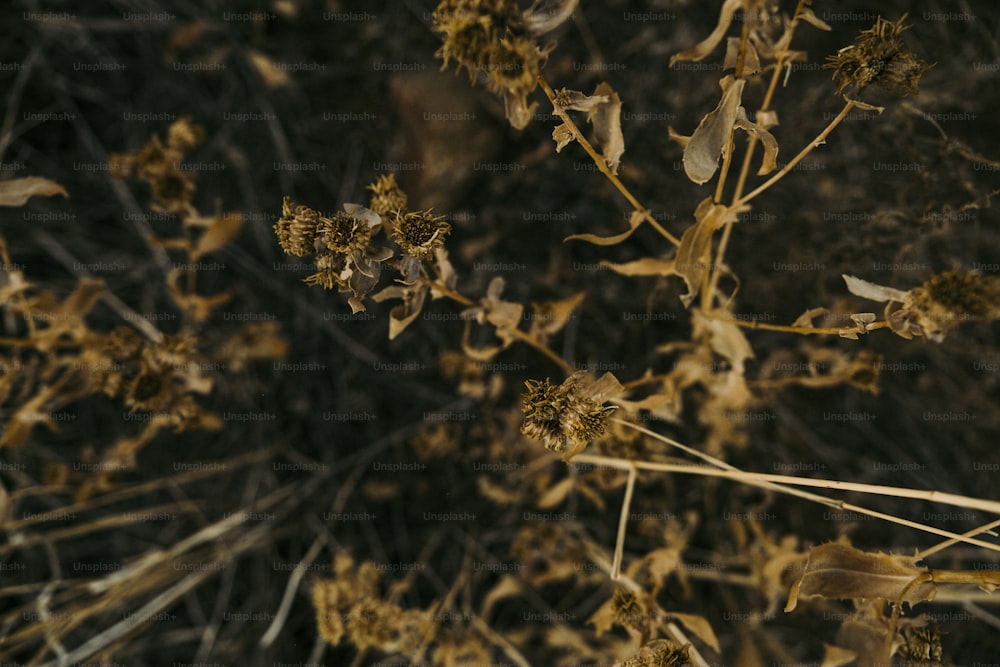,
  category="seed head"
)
[393,210,451,260]
[902,270,1000,342]
[275,196,322,257]
[826,14,932,97]
[320,211,374,256]
[521,372,616,456]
